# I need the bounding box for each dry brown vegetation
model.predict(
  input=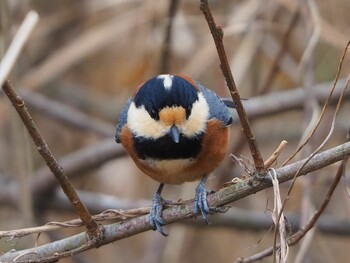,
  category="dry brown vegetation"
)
[0,0,350,262]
